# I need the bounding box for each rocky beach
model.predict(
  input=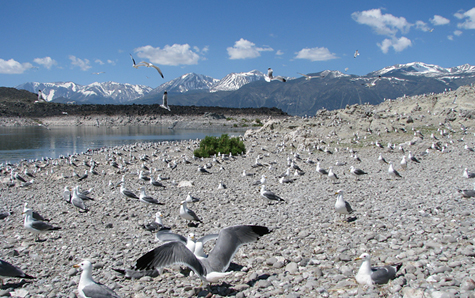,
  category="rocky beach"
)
[1,85,475,298]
